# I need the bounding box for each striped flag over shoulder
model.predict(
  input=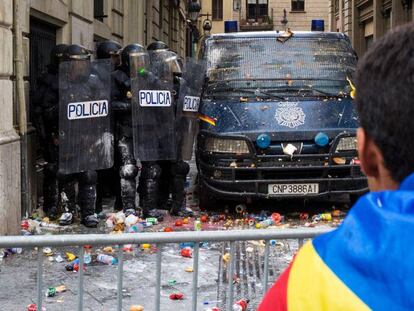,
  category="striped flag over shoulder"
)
[259,173,414,311]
